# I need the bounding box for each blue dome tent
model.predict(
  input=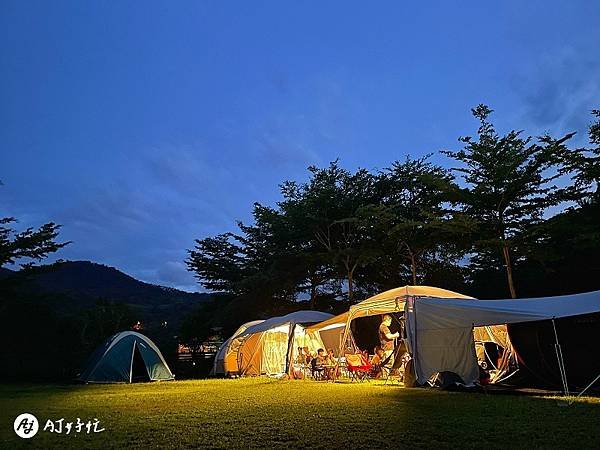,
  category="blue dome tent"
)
[78,331,174,383]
